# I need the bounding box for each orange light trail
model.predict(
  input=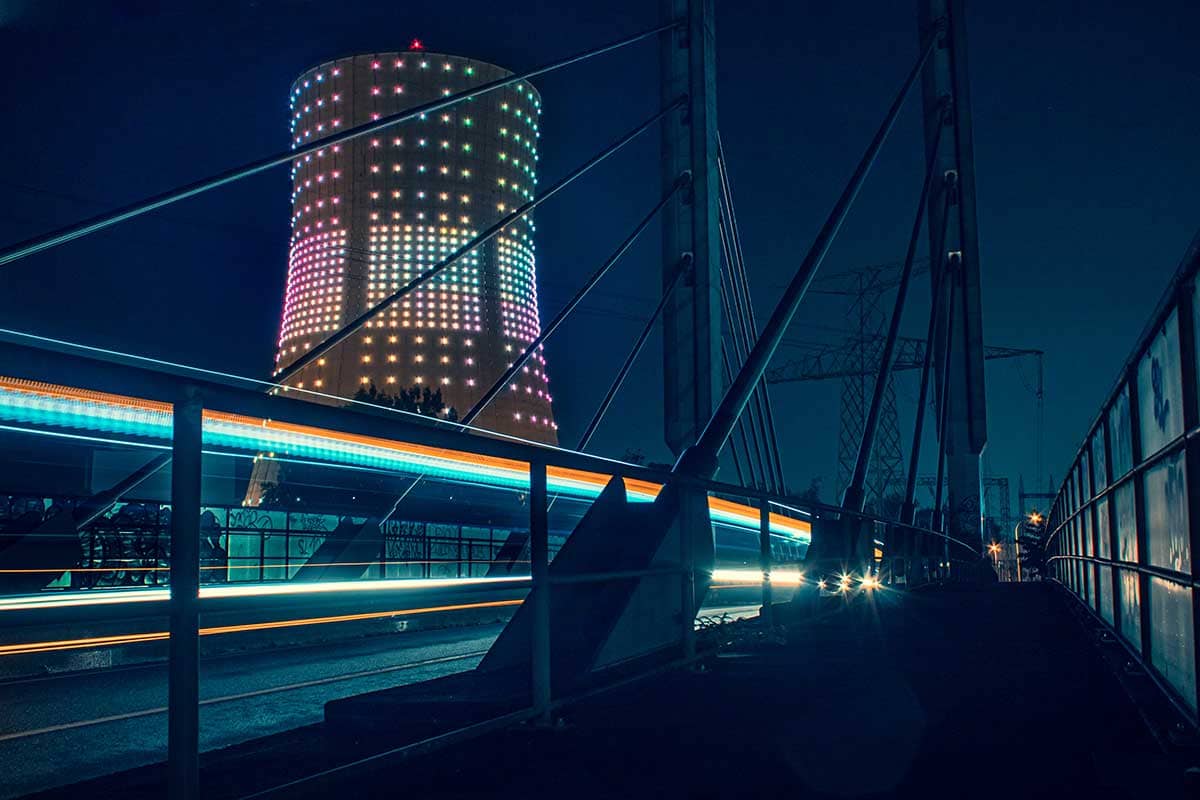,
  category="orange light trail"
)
[0,375,811,540]
[0,599,523,657]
